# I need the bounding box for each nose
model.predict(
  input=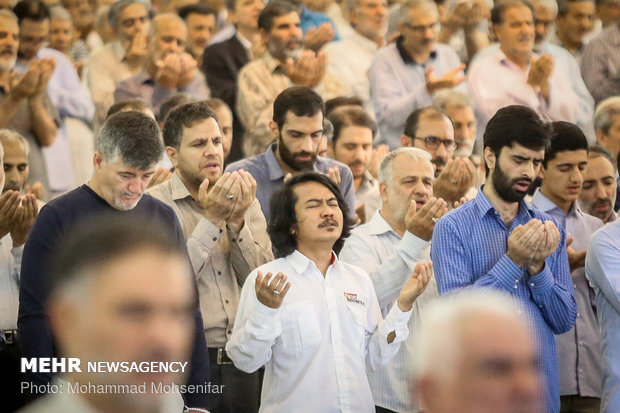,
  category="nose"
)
[300,136,314,153]
[435,141,448,161]
[595,182,607,199]
[321,201,335,217]
[127,176,144,194]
